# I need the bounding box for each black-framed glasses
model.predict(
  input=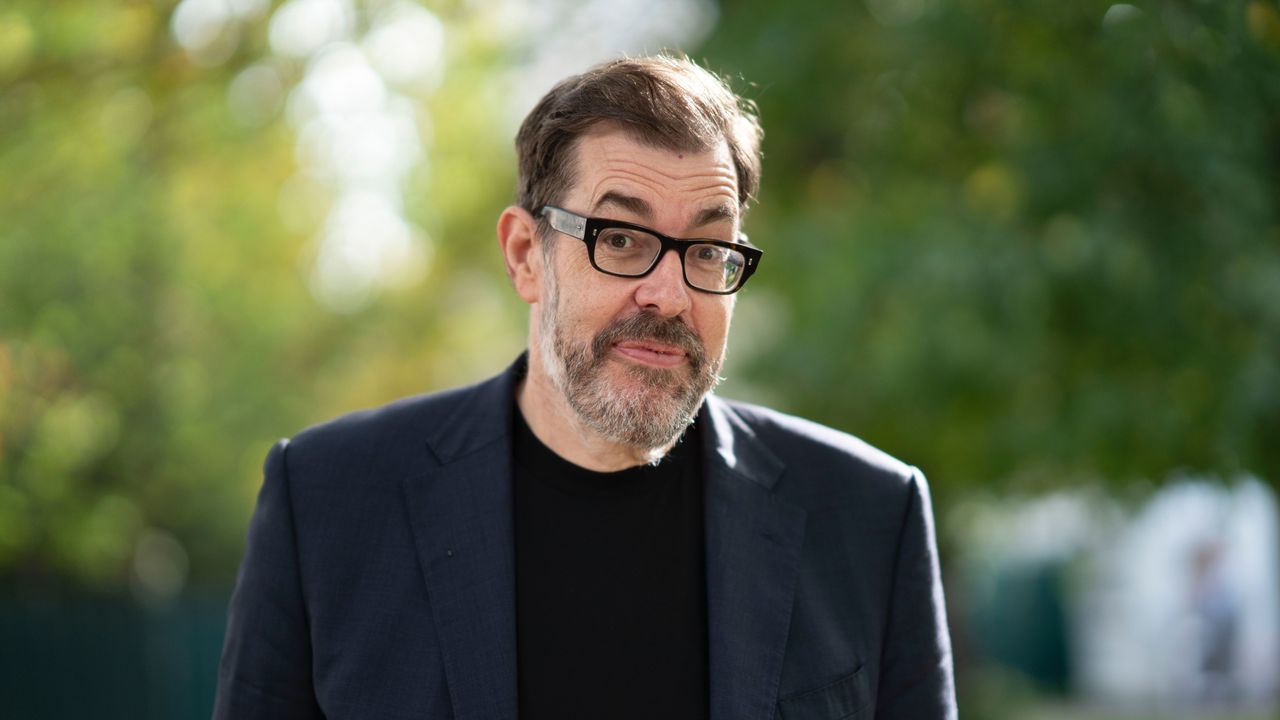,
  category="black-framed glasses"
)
[539,205,763,295]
